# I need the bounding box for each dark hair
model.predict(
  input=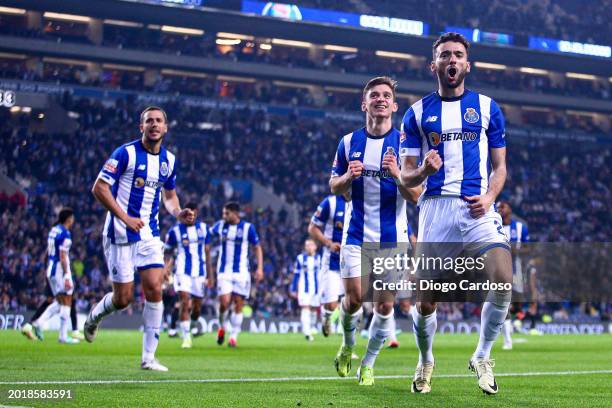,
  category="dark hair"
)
[56,207,74,225]
[432,32,470,60]
[140,106,168,124]
[224,202,240,213]
[184,202,198,211]
[362,76,397,101]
